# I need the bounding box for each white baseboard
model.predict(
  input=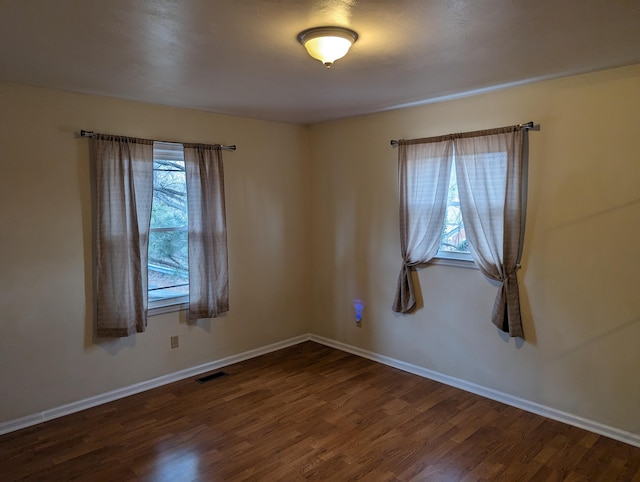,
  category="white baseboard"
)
[0,334,309,436]
[3,333,639,449]
[309,334,640,448]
